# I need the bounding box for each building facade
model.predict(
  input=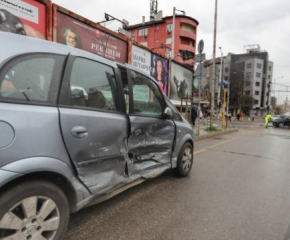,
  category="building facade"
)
[125,14,199,69]
[222,47,273,116]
